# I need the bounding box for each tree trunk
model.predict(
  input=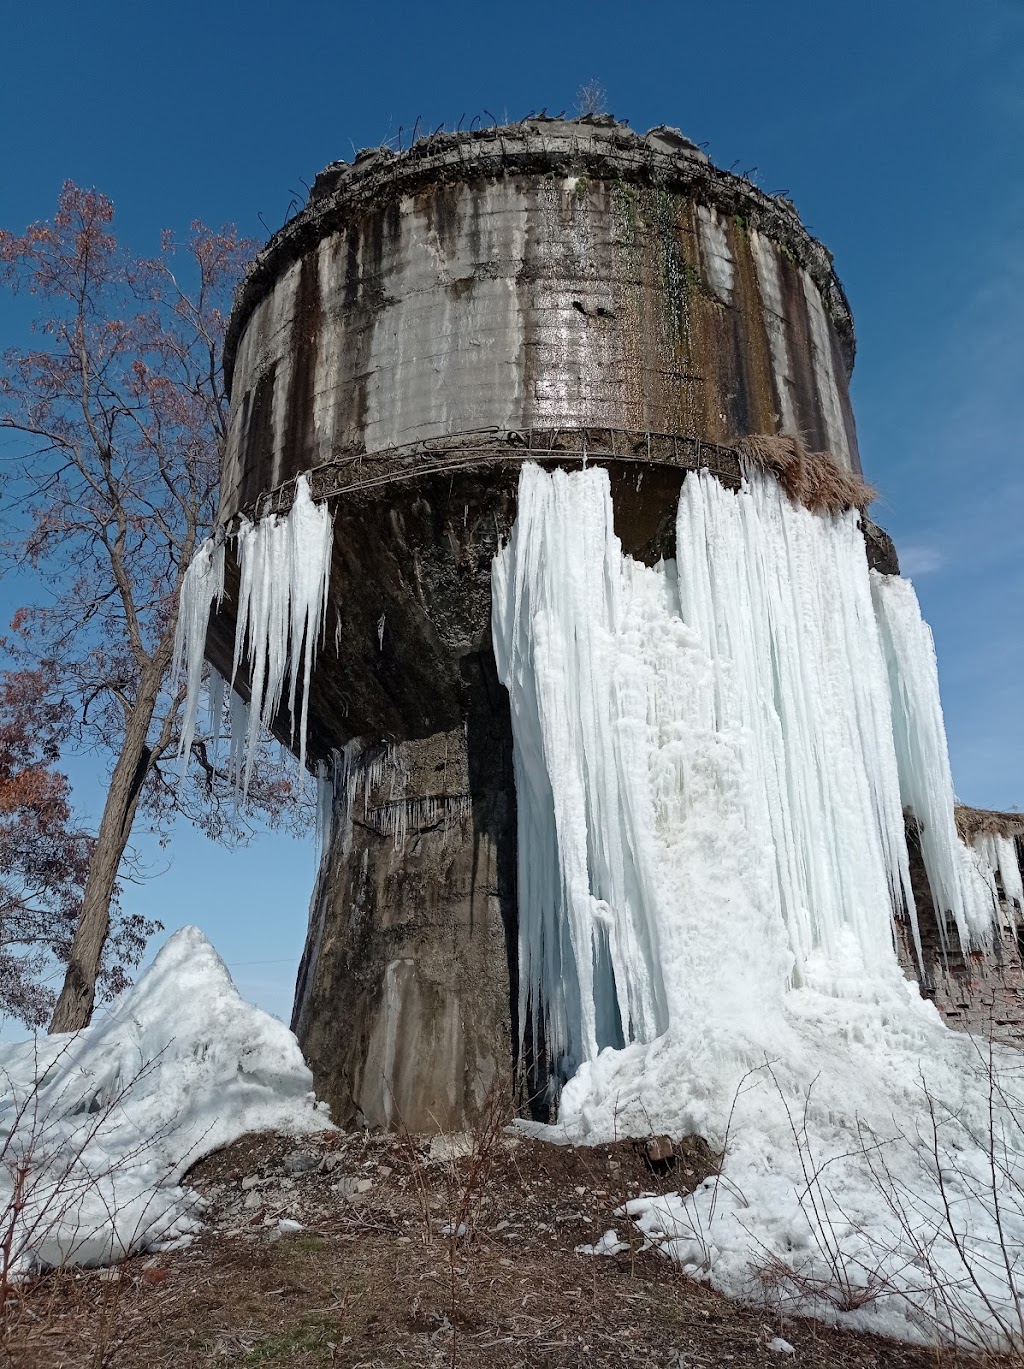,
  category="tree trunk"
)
[49,675,161,1033]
